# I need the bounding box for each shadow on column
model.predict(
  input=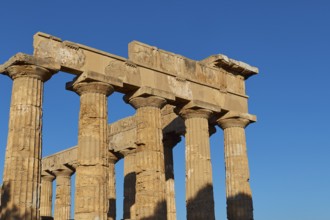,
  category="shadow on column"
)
[0,182,32,220]
[186,183,215,219]
[123,172,136,219]
[108,198,116,220]
[140,200,167,220]
[123,172,168,220]
[227,192,253,220]
[40,217,54,220]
